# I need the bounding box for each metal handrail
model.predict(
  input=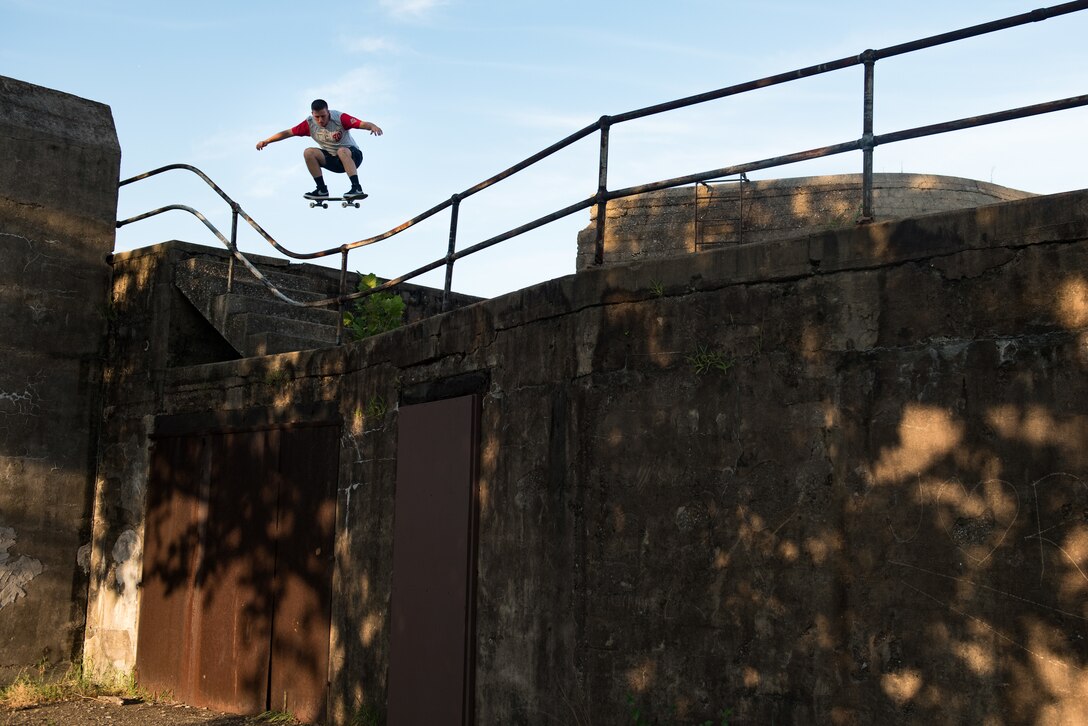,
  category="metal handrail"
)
[117,1,1088,322]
